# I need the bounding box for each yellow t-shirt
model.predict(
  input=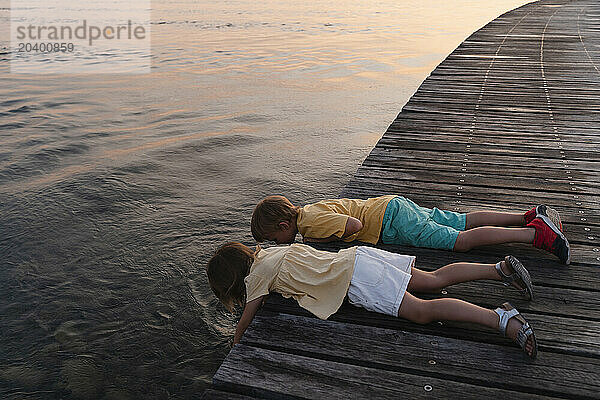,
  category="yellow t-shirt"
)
[296,195,396,244]
[244,244,357,320]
